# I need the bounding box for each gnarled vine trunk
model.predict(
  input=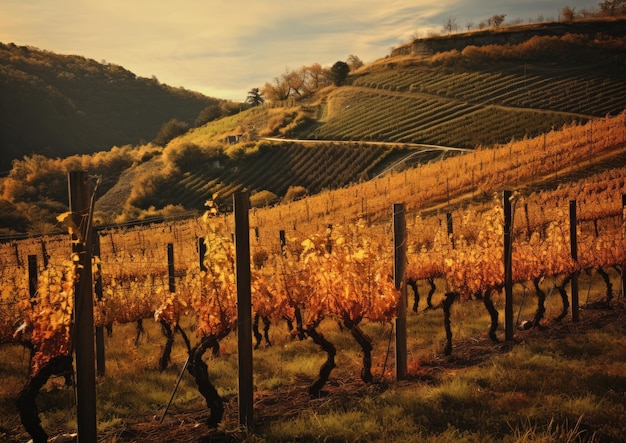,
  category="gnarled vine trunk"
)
[426,277,436,310]
[187,334,224,427]
[343,316,373,383]
[442,292,458,355]
[483,287,499,342]
[17,355,73,443]
[555,274,572,322]
[306,324,336,398]
[532,277,546,327]
[159,320,175,371]
[407,277,419,313]
[596,267,613,304]
[253,314,272,349]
